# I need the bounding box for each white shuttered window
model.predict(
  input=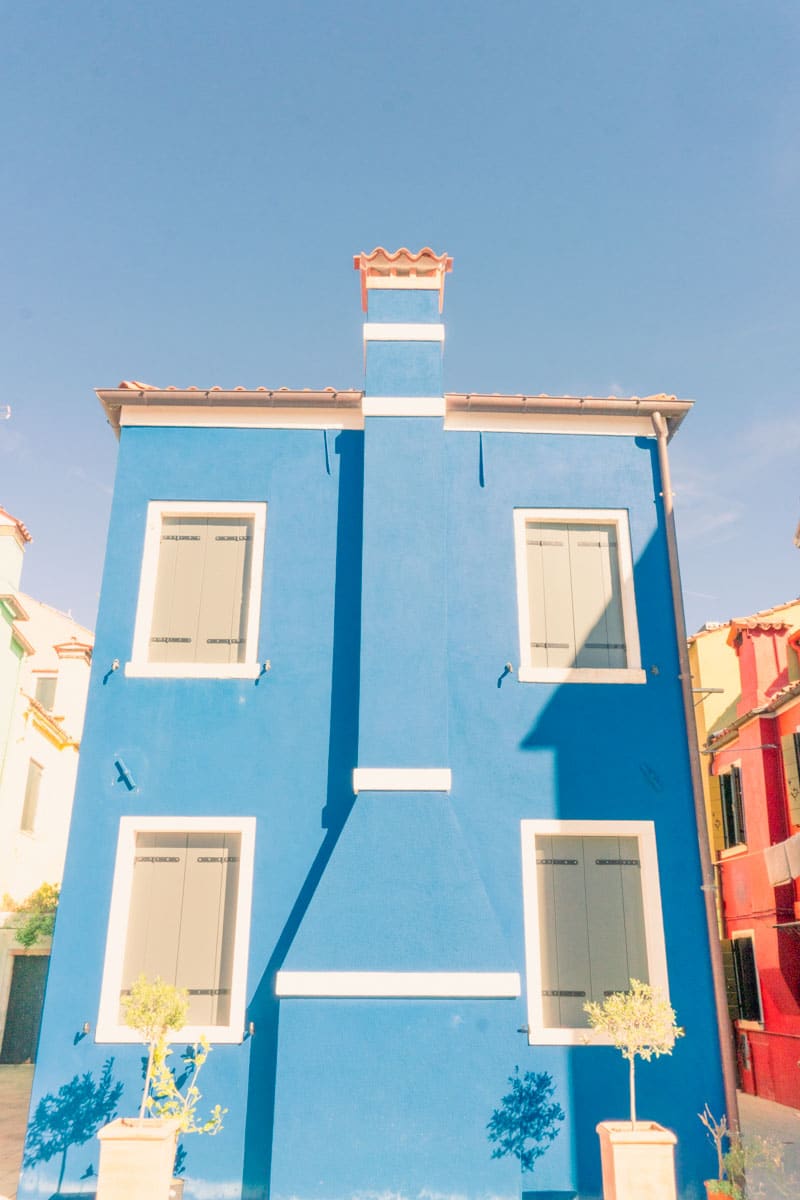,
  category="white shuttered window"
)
[128,502,266,678]
[514,509,644,684]
[96,817,256,1044]
[521,820,669,1045]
